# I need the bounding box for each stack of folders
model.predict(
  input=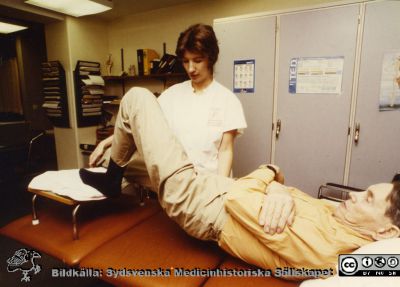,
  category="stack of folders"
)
[41,61,65,119]
[81,75,104,116]
[76,61,104,117]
